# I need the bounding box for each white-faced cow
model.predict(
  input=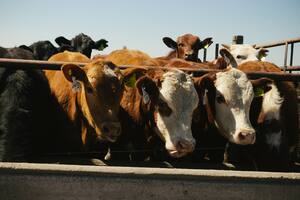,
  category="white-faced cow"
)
[162,34,213,62]
[224,61,299,171]
[182,49,260,164]
[221,44,269,65]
